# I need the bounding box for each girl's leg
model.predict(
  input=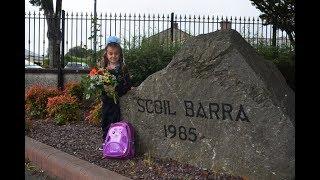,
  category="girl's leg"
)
[101,101,121,141]
[99,100,109,151]
[101,101,110,141]
[110,104,121,123]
